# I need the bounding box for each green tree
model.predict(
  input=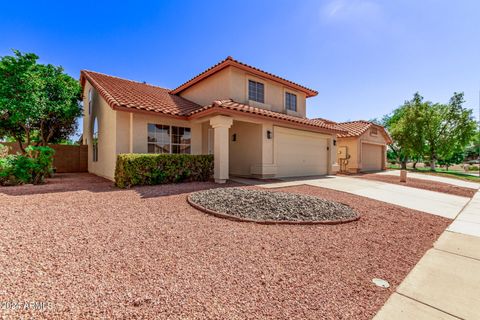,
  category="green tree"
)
[0,50,81,153]
[437,149,465,171]
[0,50,42,152]
[35,63,82,146]
[423,92,476,170]
[382,93,427,169]
[464,129,480,161]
